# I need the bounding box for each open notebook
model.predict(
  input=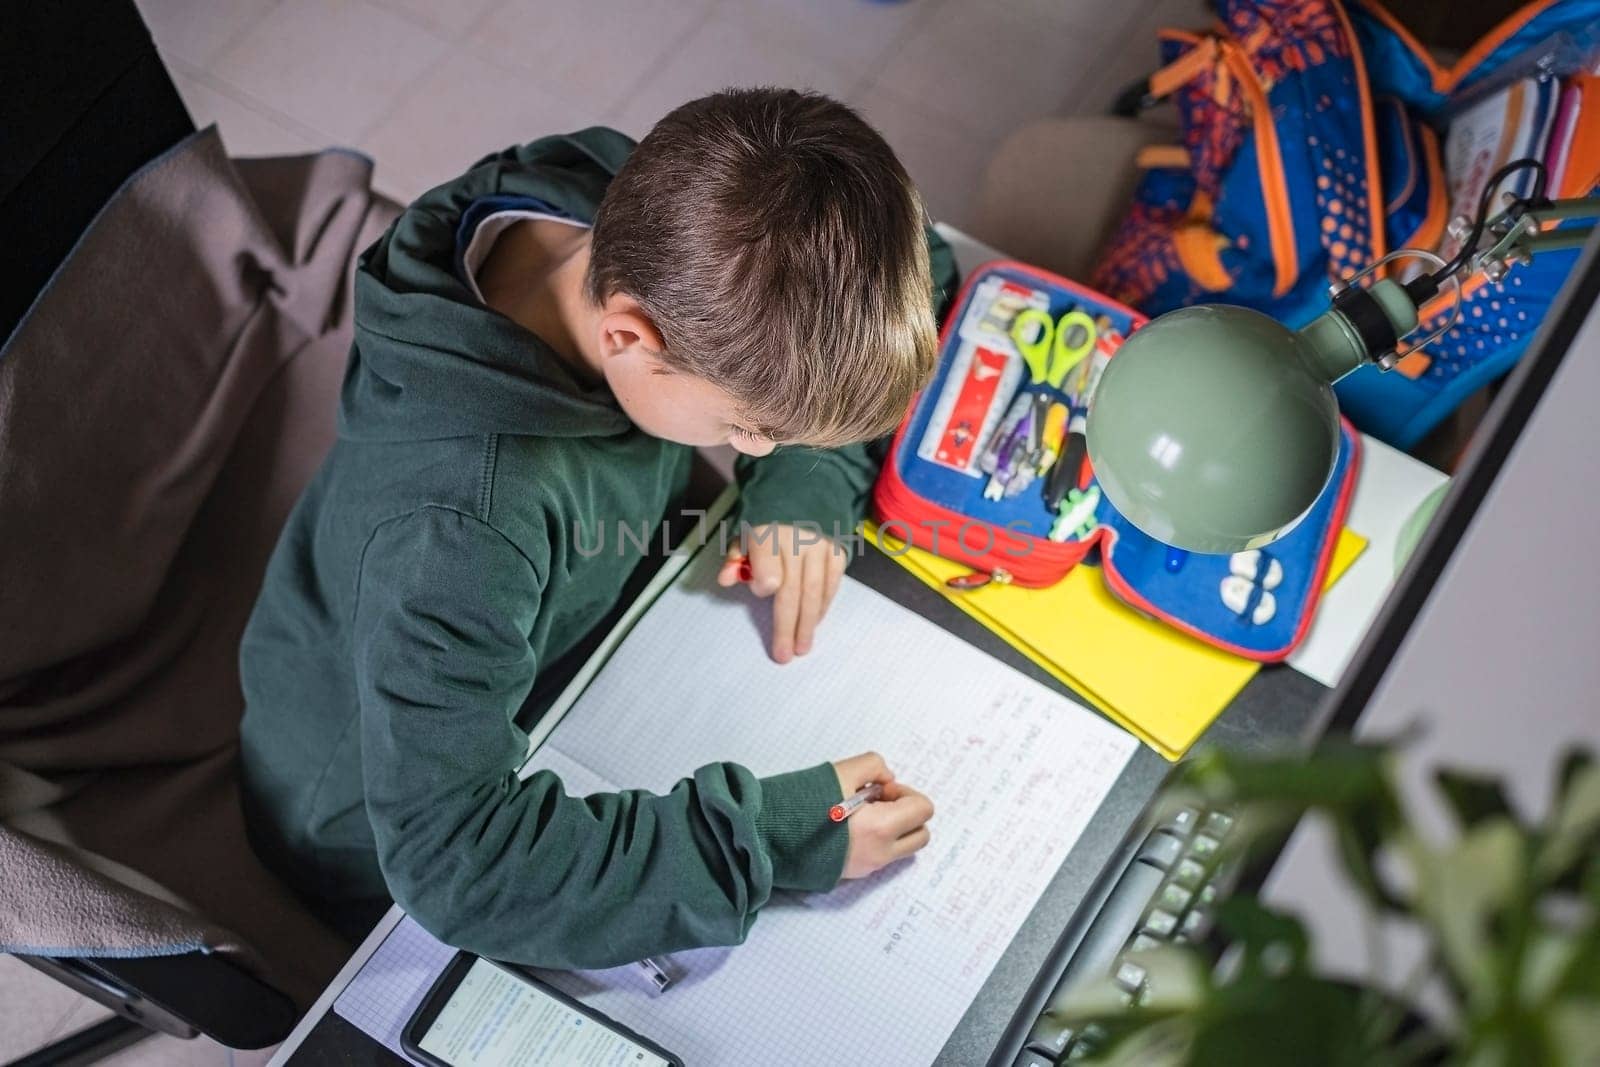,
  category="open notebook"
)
[336,540,1137,1064]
